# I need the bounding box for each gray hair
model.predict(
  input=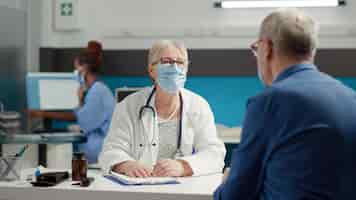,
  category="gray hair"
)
[148,40,189,66]
[260,8,319,60]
